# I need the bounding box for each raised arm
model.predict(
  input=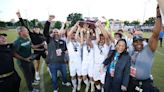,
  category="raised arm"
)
[102,16,110,30]
[80,28,84,46]
[60,22,66,36]
[148,5,162,52]
[106,31,115,43]
[96,21,110,45]
[67,22,79,41]
[16,11,31,34]
[43,15,55,43]
[95,27,100,43]
[75,26,82,43]
[86,29,93,48]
